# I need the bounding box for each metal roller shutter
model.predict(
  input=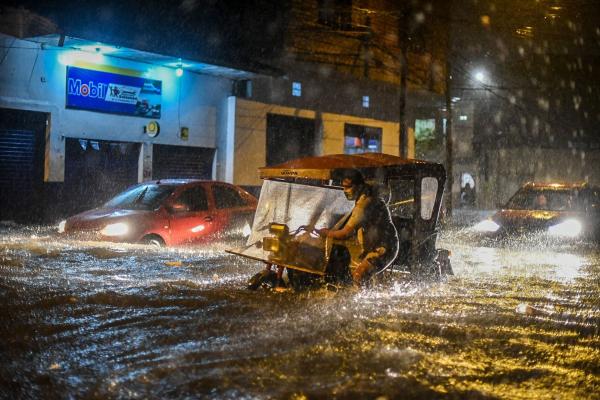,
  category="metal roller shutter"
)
[64,138,140,213]
[0,109,46,223]
[152,144,214,180]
